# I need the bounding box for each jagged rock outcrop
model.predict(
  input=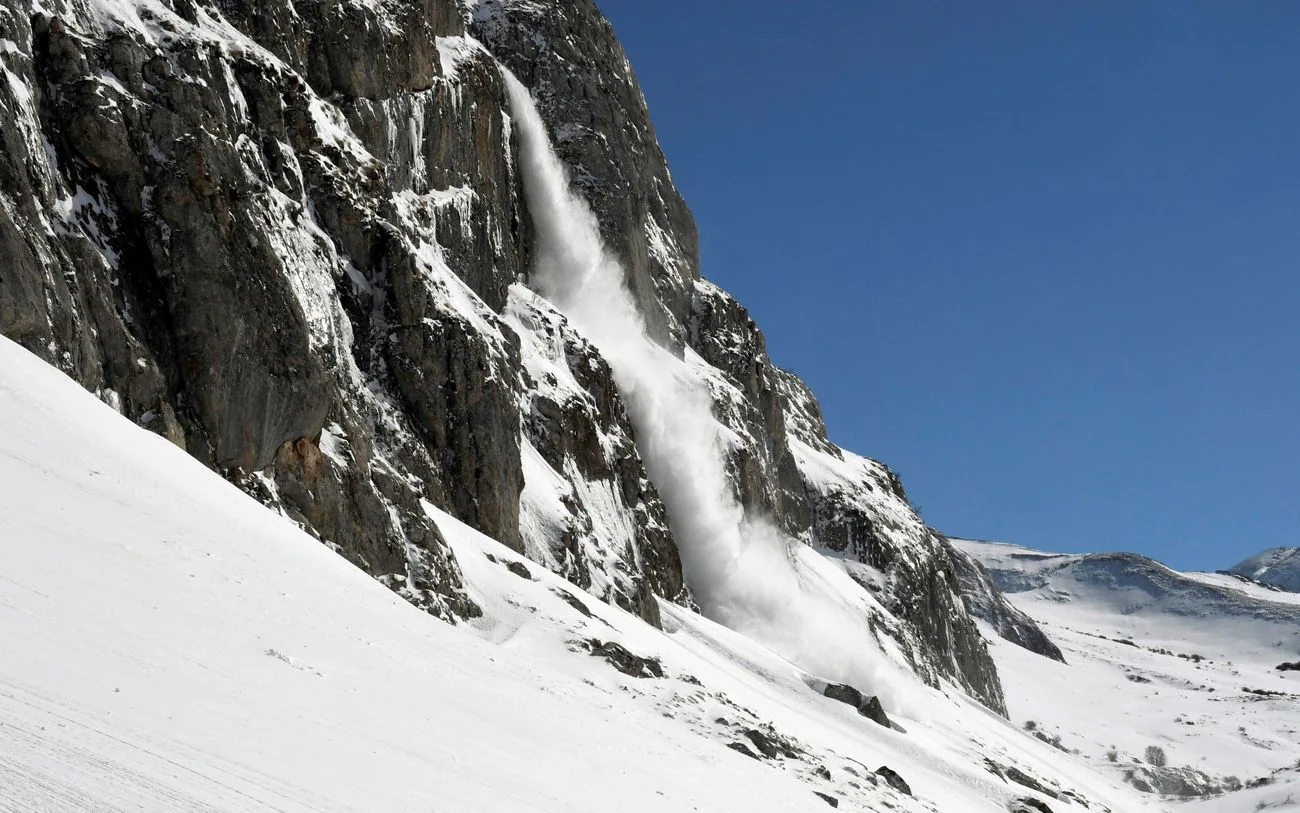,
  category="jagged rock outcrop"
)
[1,0,1022,711]
[772,367,1007,712]
[946,540,1065,662]
[0,0,680,625]
[471,0,698,347]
